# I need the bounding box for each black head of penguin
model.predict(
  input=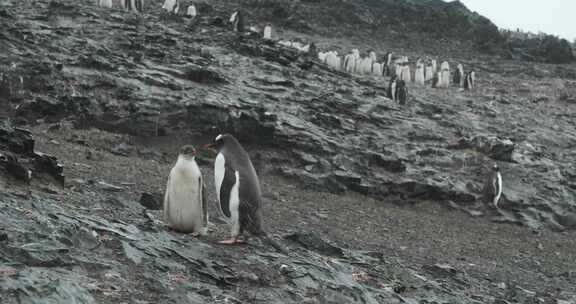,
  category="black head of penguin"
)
[179,145,197,158]
[464,71,472,90]
[492,163,499,172]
